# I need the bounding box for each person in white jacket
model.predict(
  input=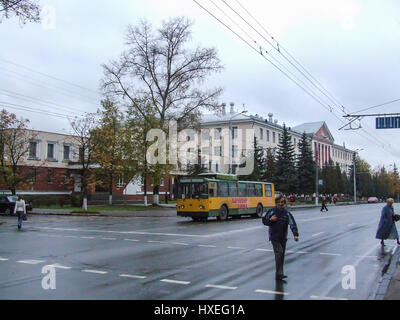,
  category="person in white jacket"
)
[14,196,26,230]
